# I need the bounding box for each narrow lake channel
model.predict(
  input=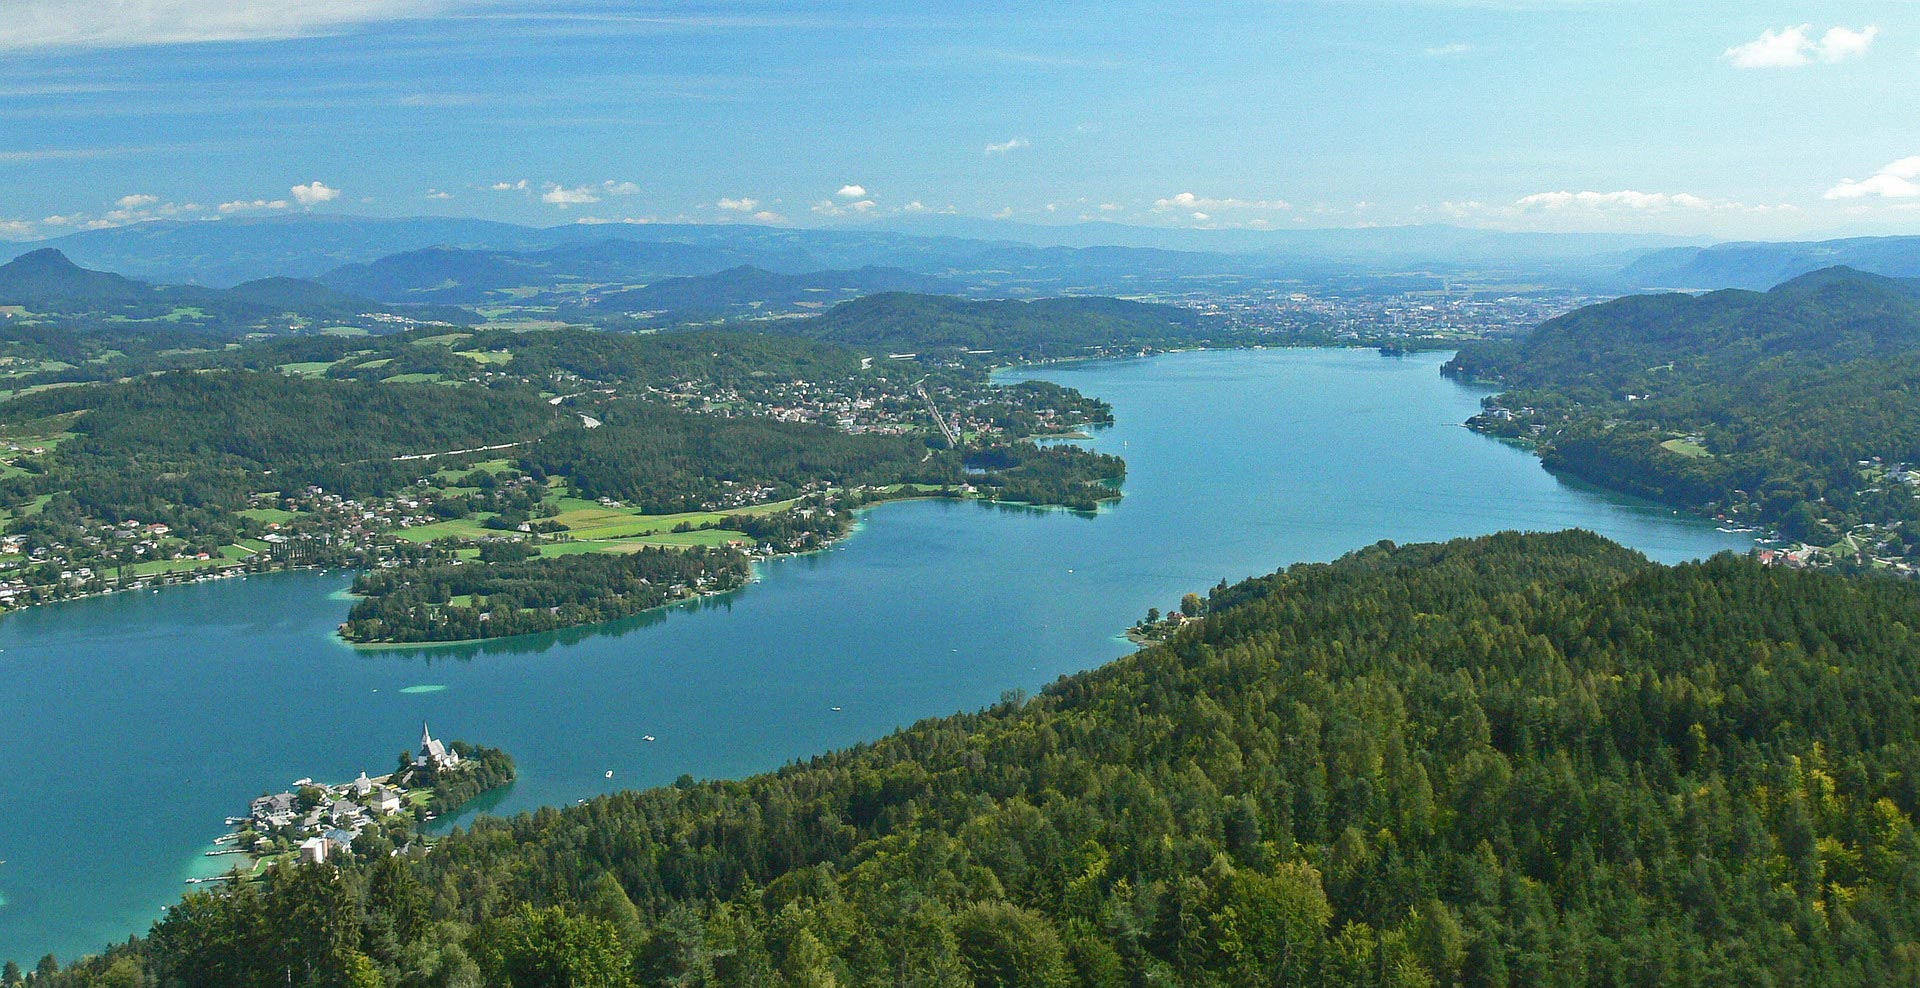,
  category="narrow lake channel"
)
[0,349,1753,964]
